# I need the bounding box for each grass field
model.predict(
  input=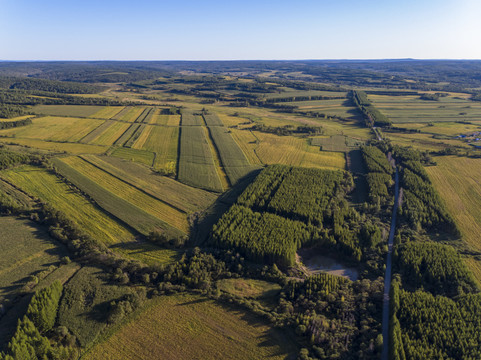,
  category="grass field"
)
[0,165,136,244]
[89,121,132,146]
[181,109,203,126]
[0,138,108,154]
[217,278,281,307]
[0,216,75,347]
[131,125,179,172]
[208,126,259,184]
[55,157,189,233]
[58,266,134,348]
[90,106,125,119]
[83,155,217,213]
[203,112,224,126]
[178,126,223,192]
[31,105,106,117]
[369,94,481,123]
[289,98,359,119]
[53,157,188,235]
[311,135,364,152]
[0,217,67,305]
[114,123,141,146]
[82,293,298,360]
[232,130,346,170]
[110,147,155,167]
[115,106,146,122]
[0,116,103,142]
[150,113,180,126]
[265,90,347,99]
[426,156,481,253]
